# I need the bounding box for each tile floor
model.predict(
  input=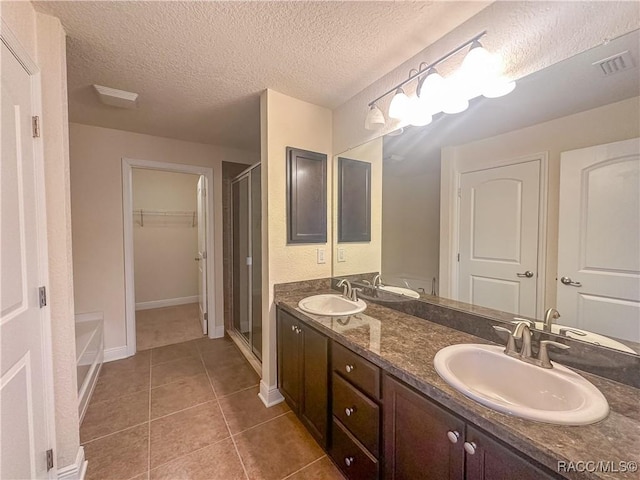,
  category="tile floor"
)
[82,336,345,480]
[136,303,204,351]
